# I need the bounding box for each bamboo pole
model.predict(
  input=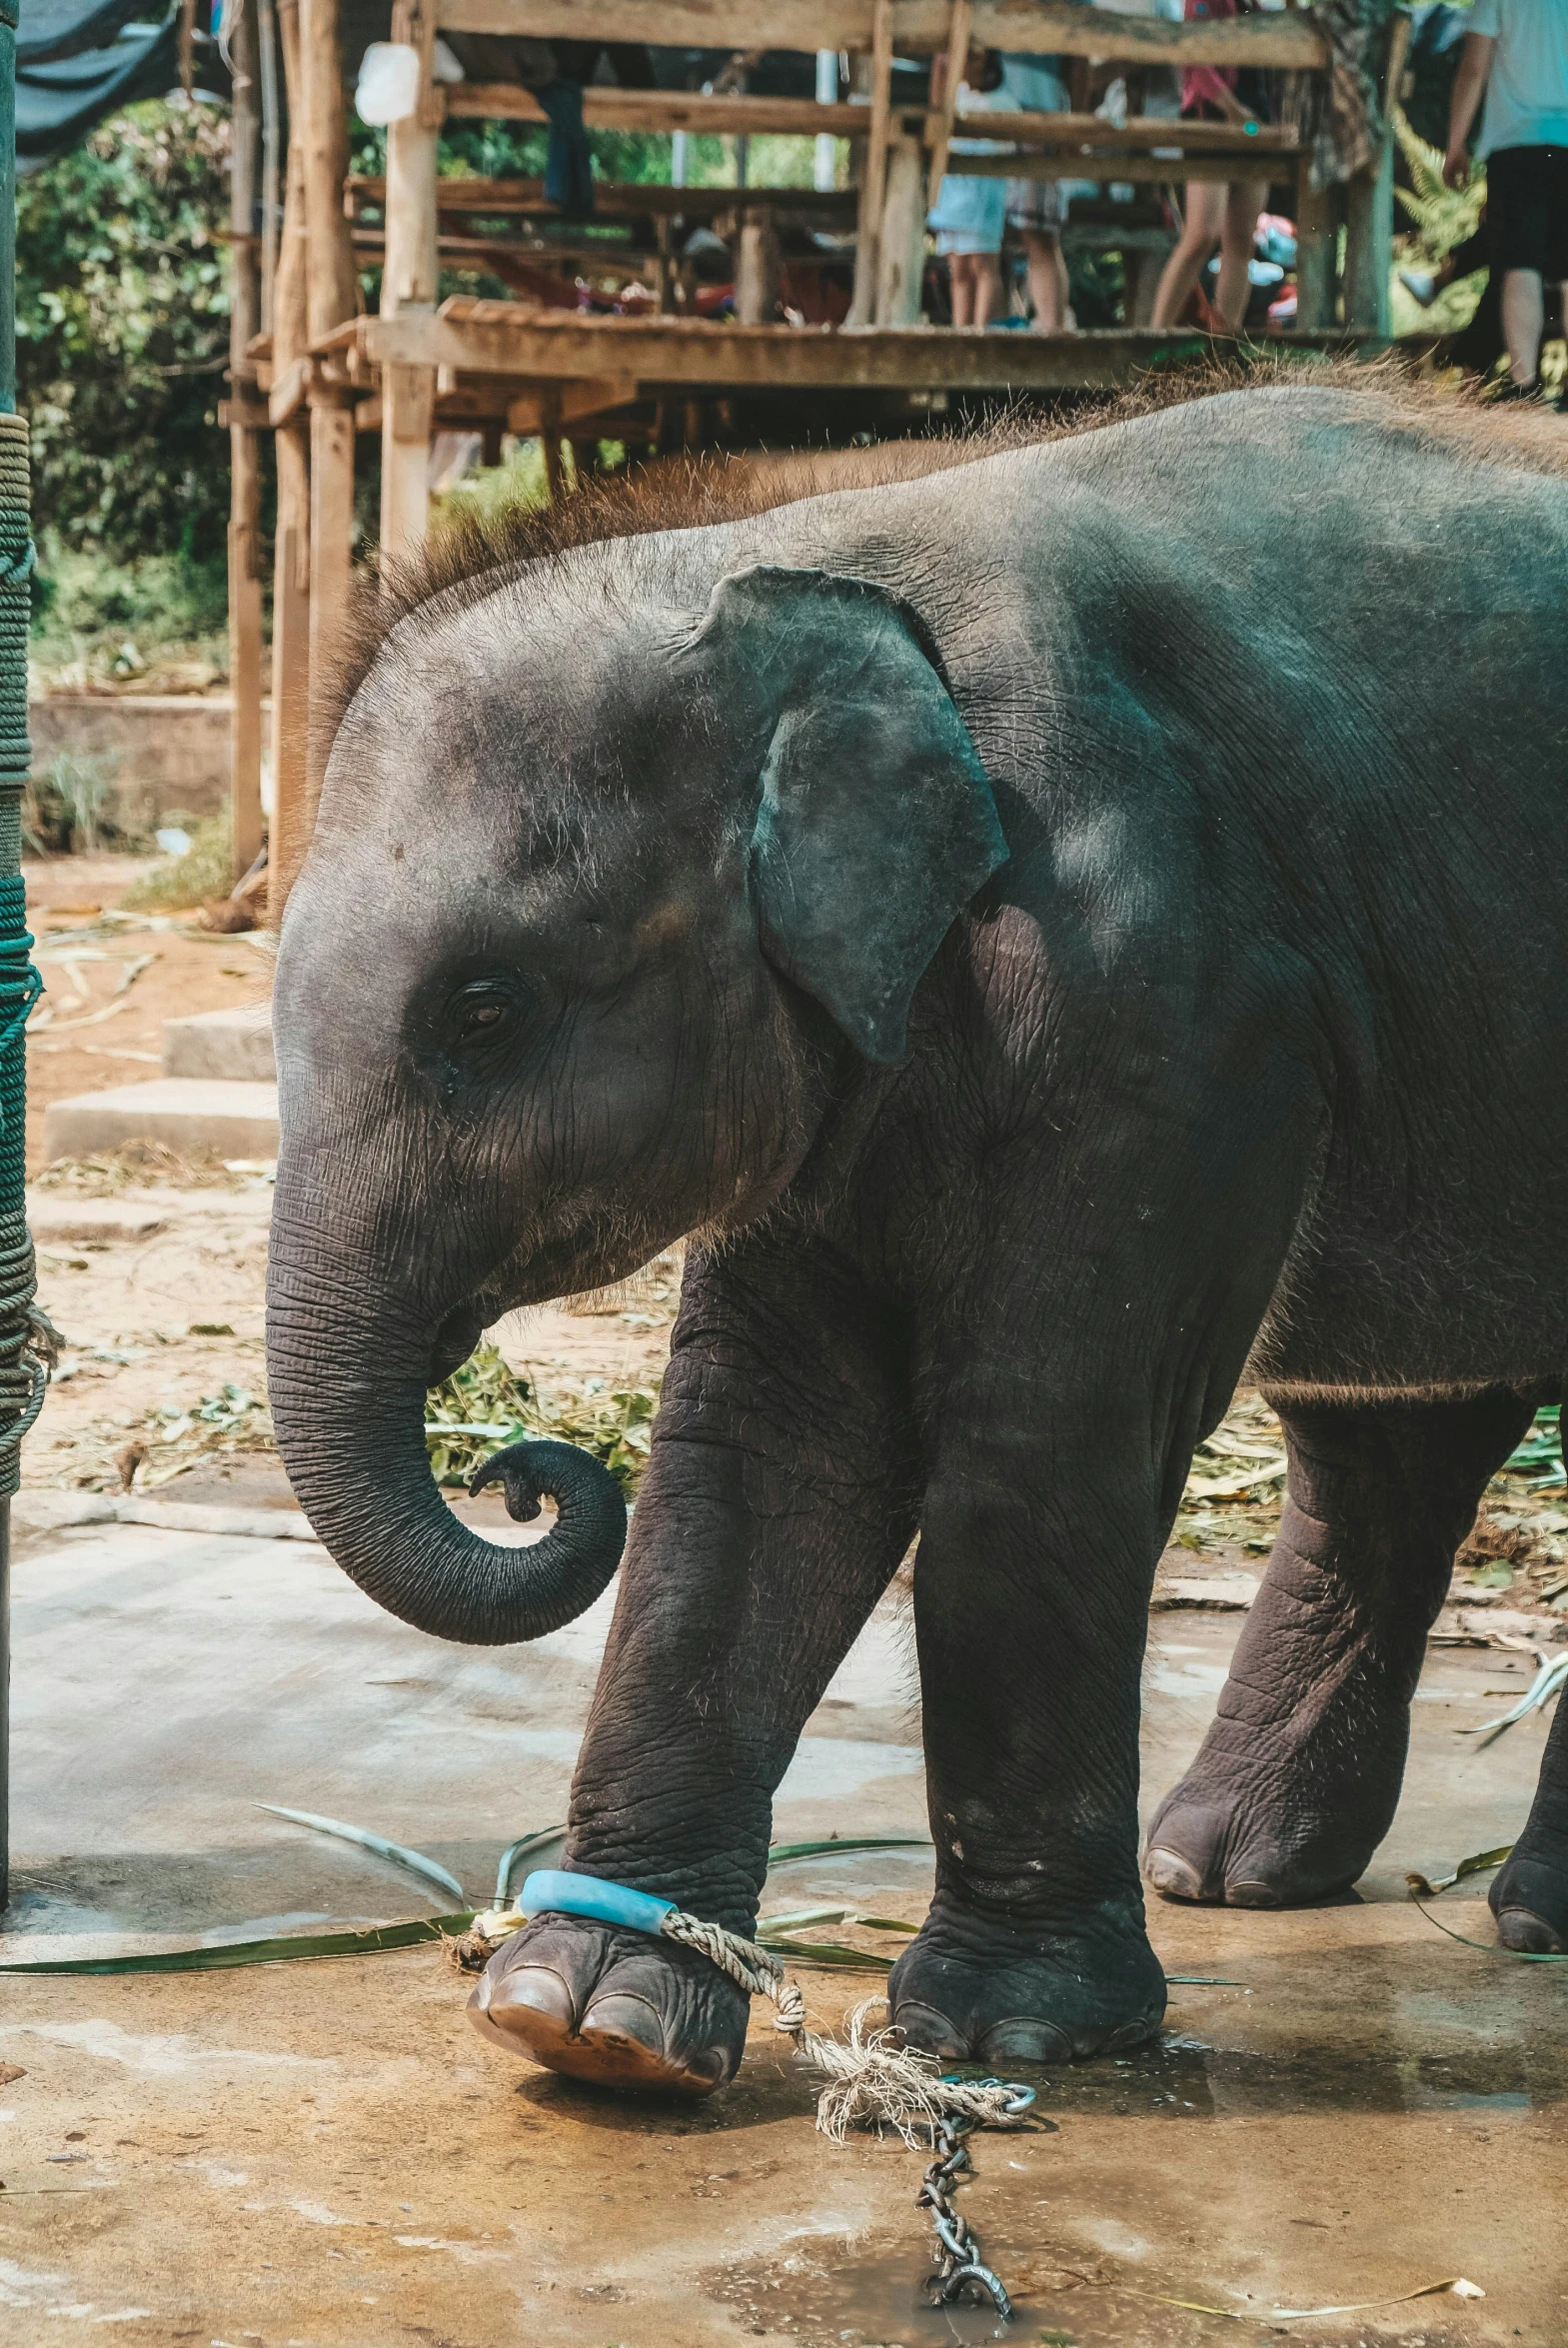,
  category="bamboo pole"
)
[1342,11,1409,337]
[380,0,440,569]
[228,0,266,890]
